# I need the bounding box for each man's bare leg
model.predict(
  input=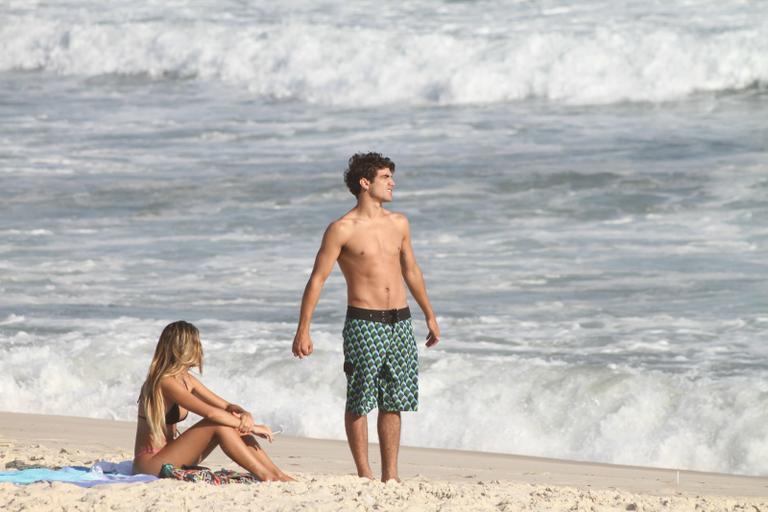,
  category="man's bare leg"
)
[345,411,374,478]
[378,410,401,482]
